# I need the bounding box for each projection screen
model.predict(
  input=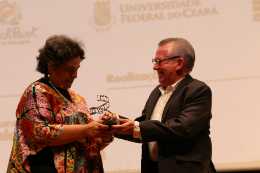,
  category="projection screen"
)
[0,0,259,172]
